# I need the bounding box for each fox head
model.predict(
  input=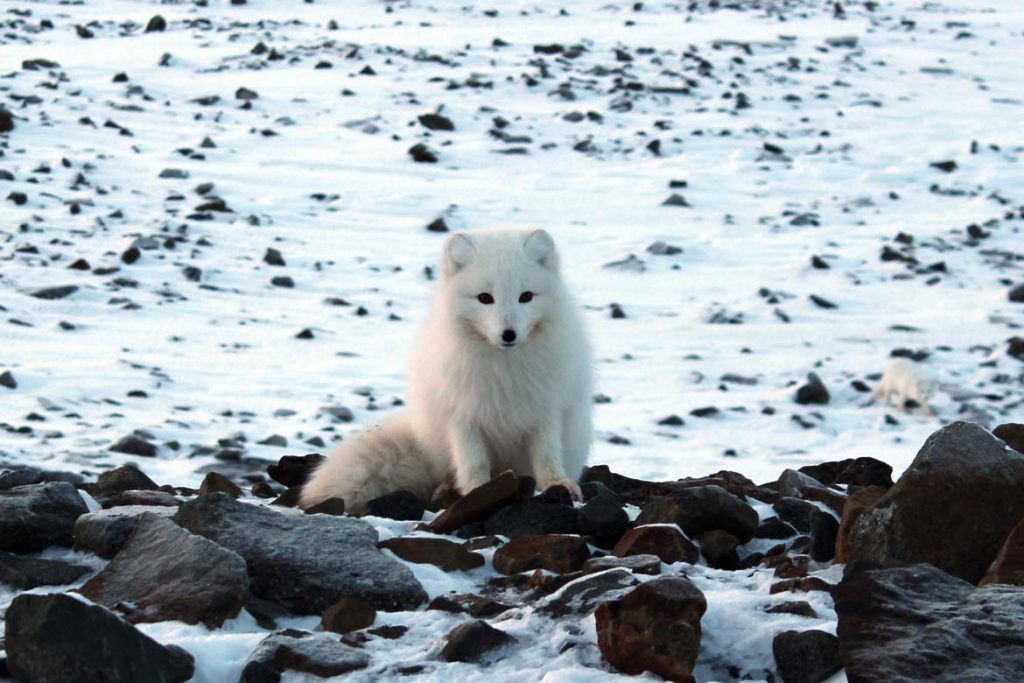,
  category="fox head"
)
[441,229,561,351]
